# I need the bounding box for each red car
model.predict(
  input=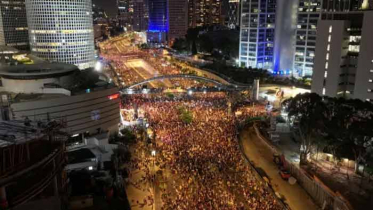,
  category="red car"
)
[279,170,291,180]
